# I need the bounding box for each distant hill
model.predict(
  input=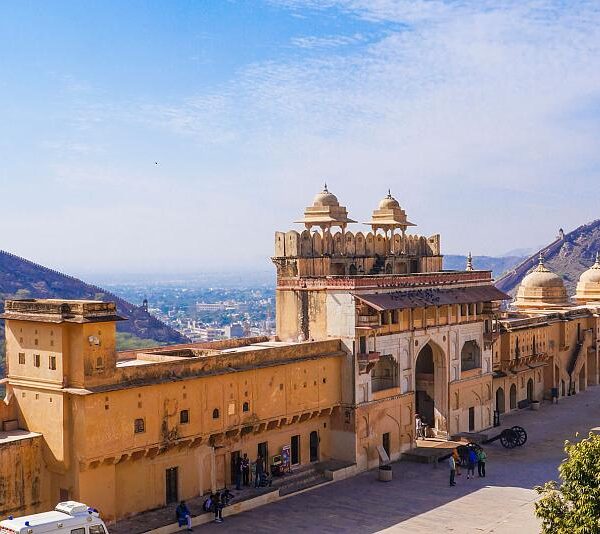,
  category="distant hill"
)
[496,219,600,296]
[444,255,526,279]
[0,249,190,363]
